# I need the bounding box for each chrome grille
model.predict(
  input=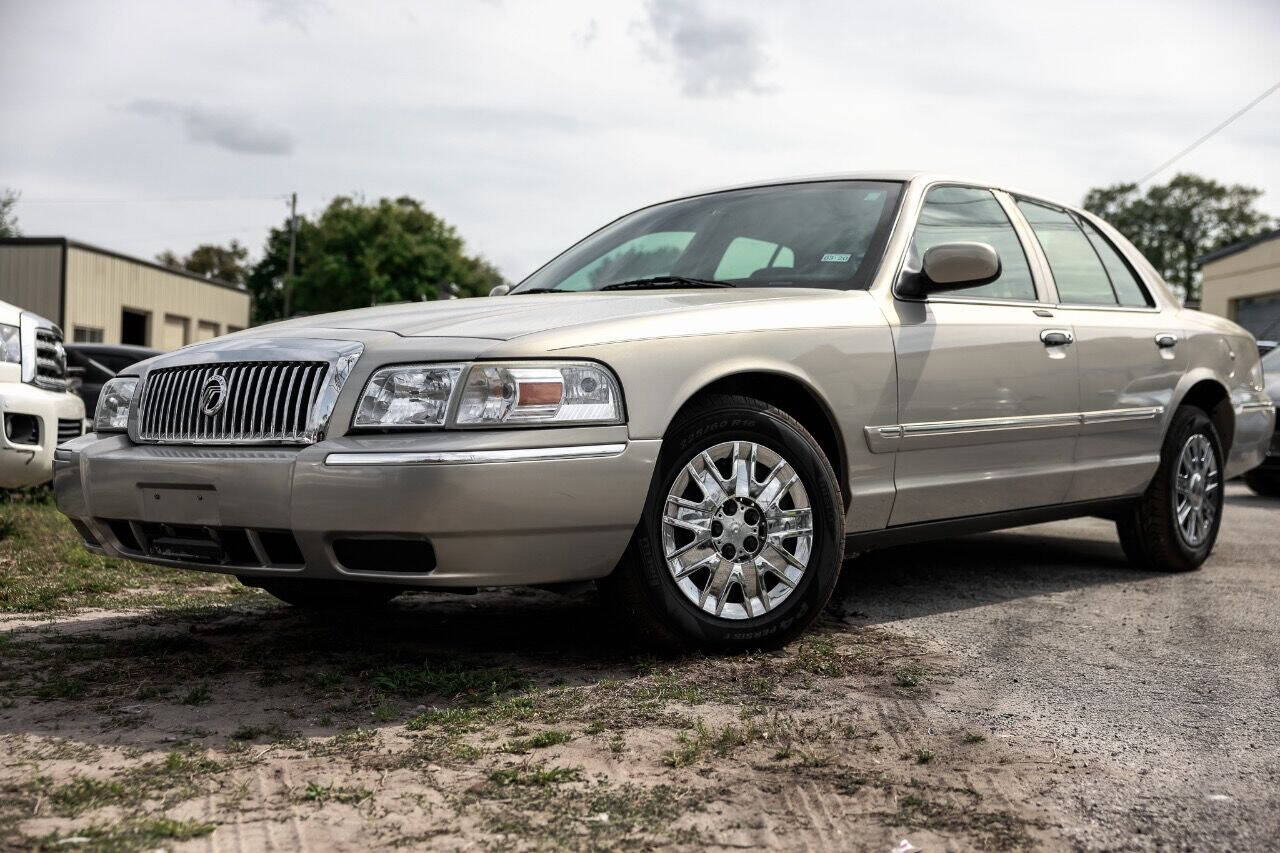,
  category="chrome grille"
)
[137,361,330,444]
[57,418,84,444]
[34,328,68,391]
